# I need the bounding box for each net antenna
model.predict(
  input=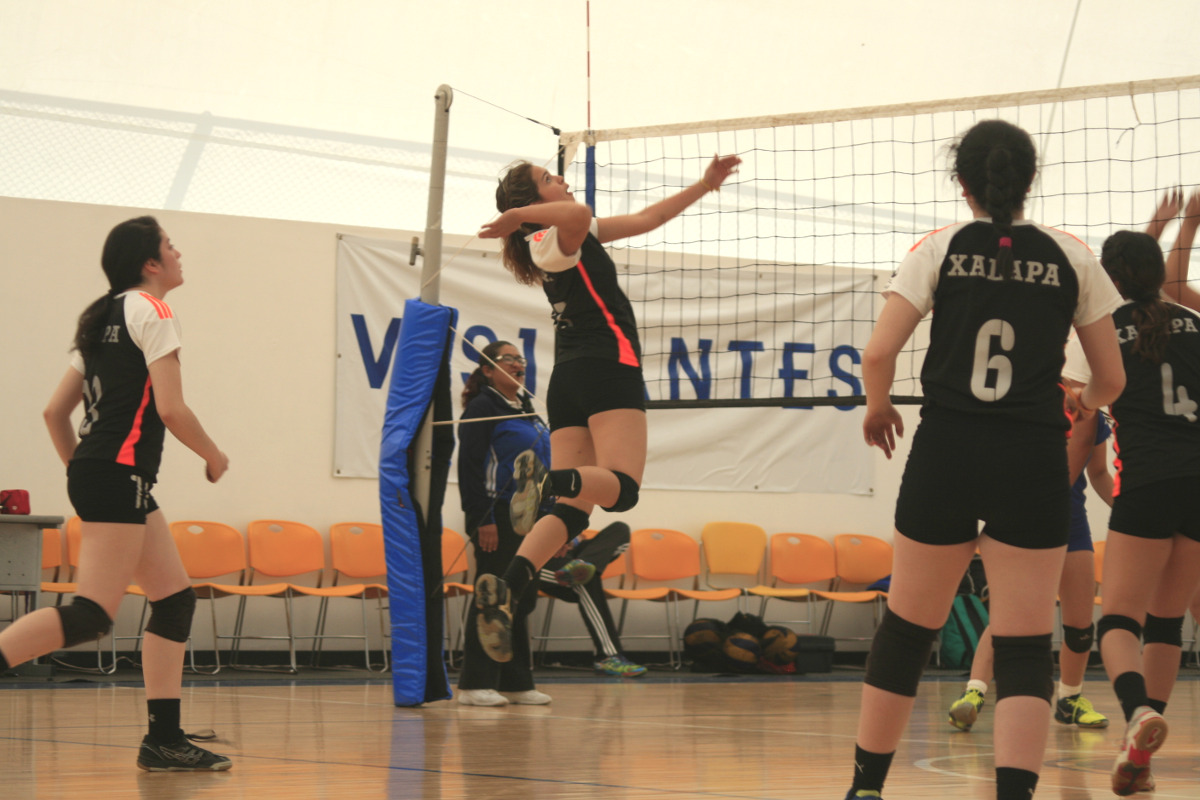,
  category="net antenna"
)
[560,75,1200,410]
